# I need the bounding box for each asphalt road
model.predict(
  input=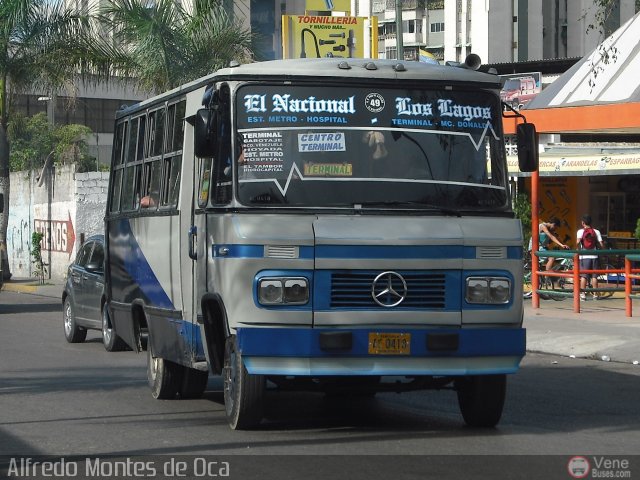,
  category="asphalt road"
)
[1,291,639,479]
